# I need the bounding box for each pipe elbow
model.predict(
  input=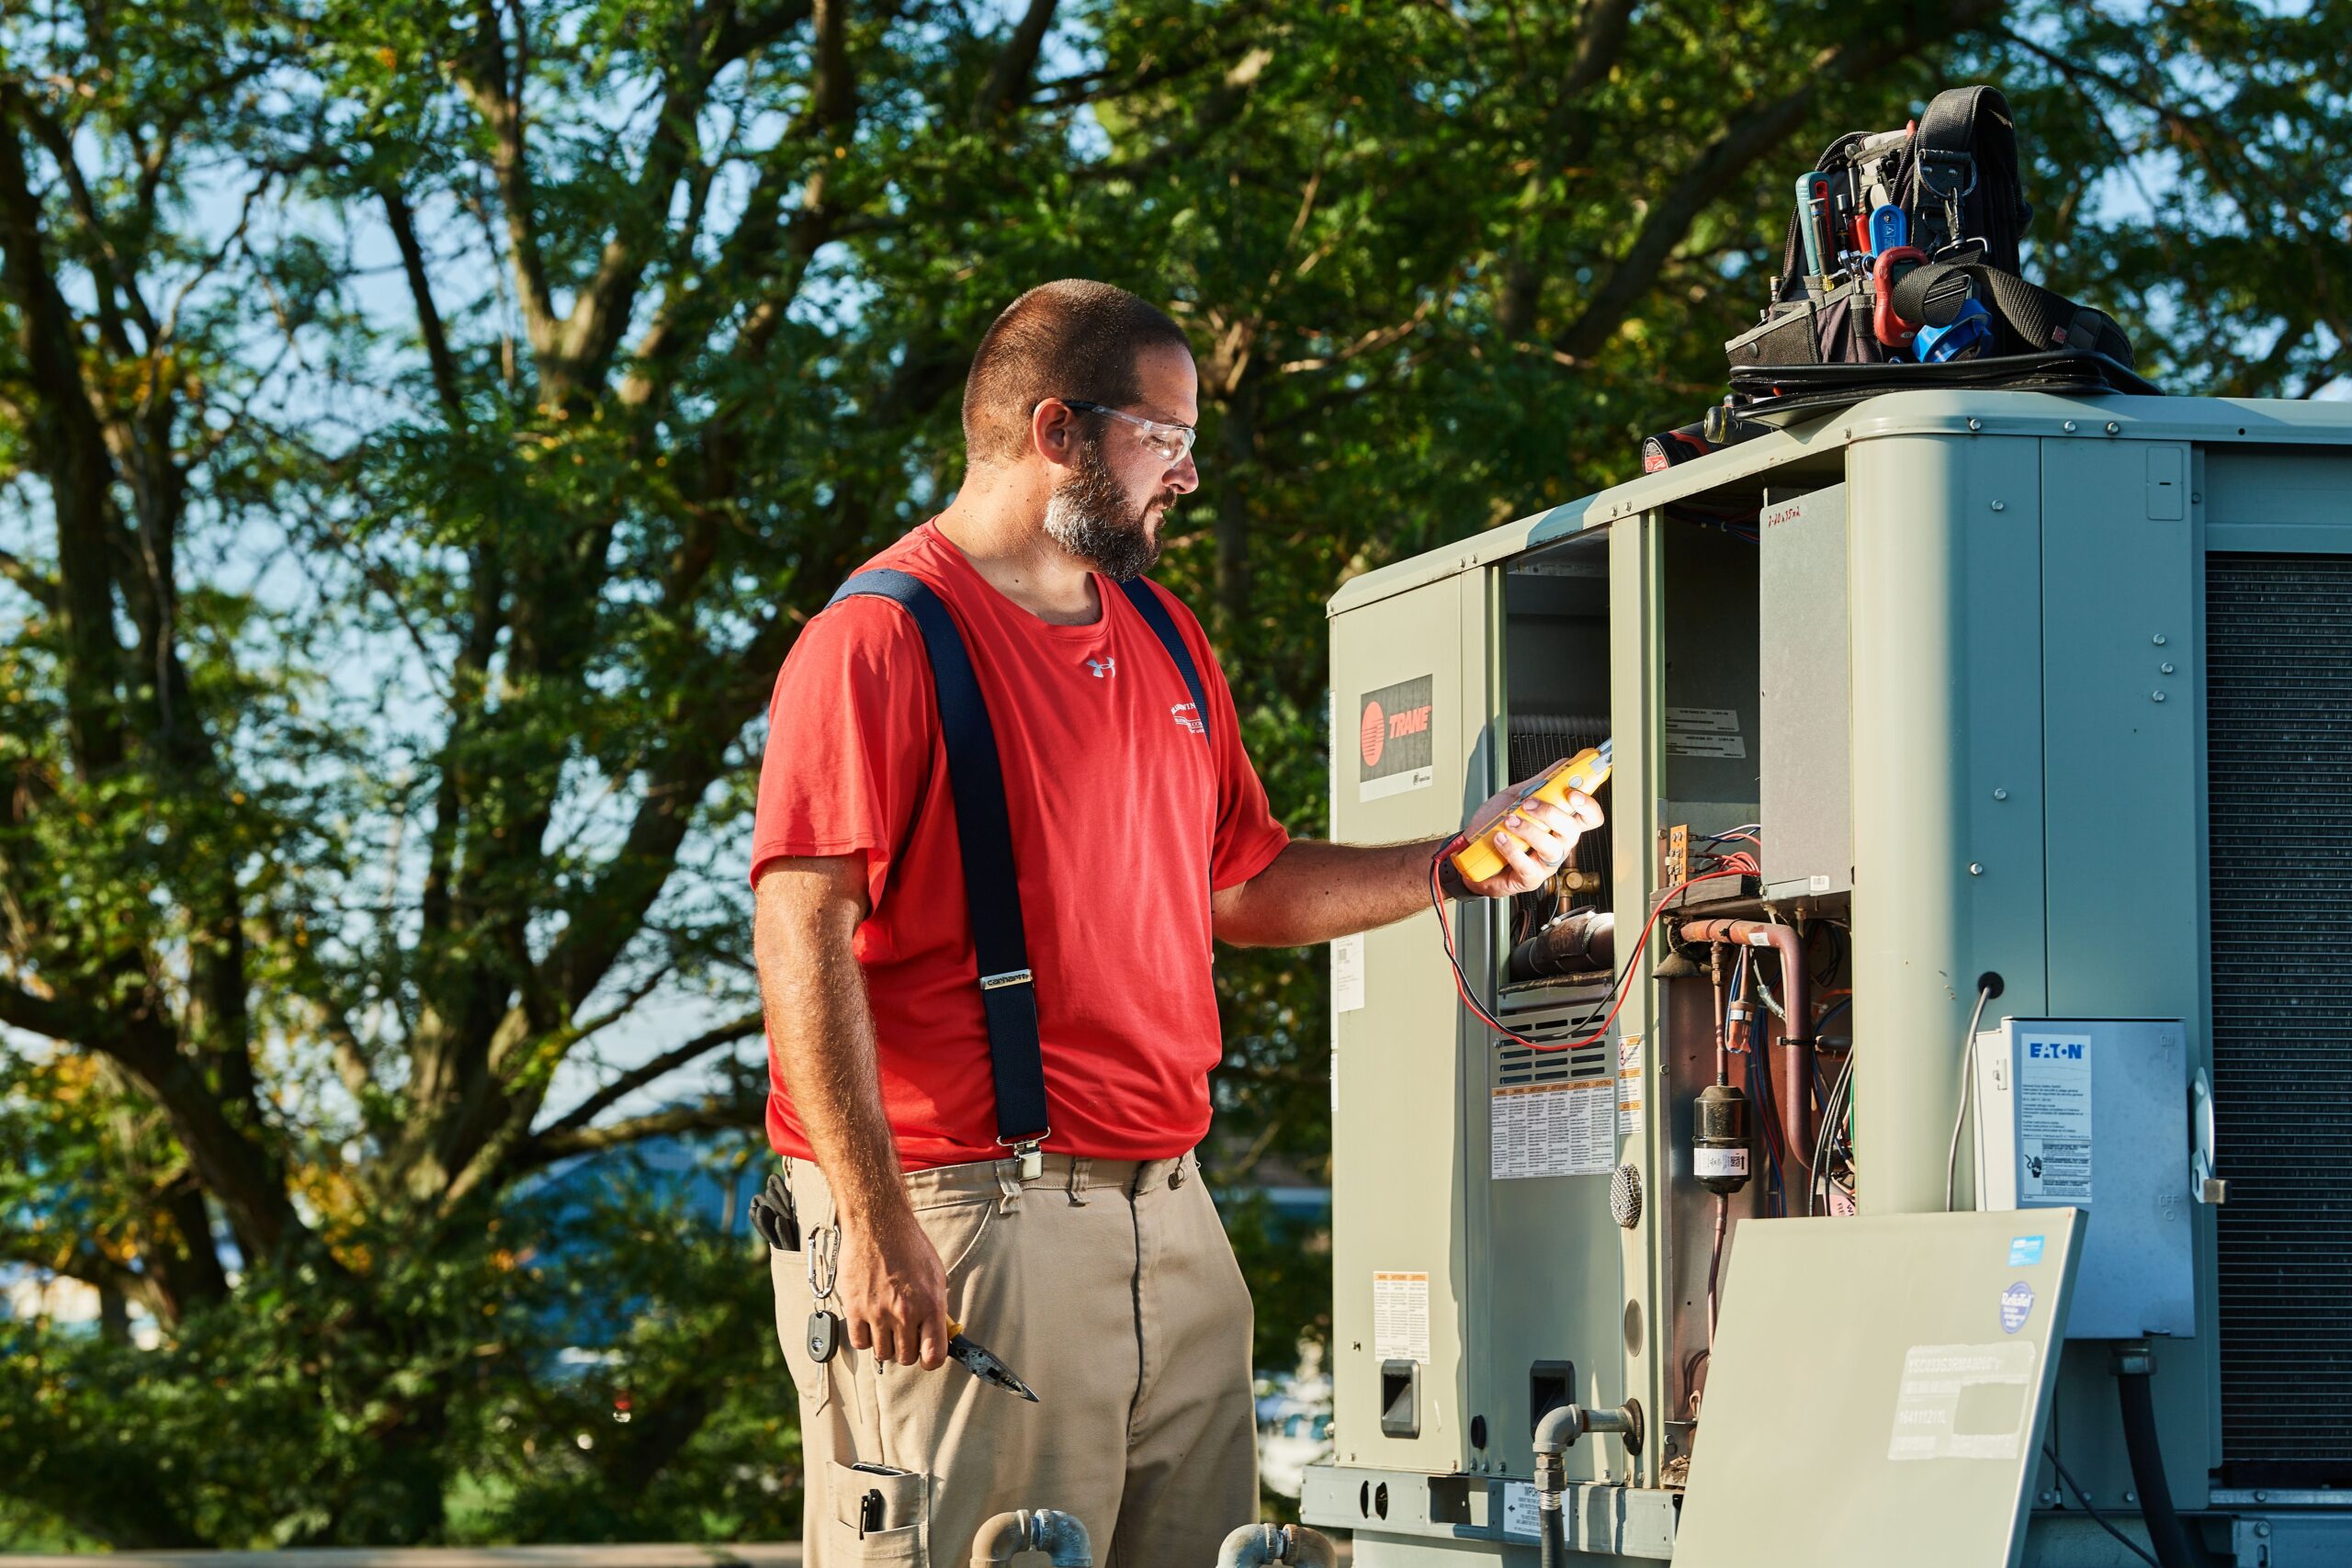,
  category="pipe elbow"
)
[1216,1524,1340,1568]
[968,1509,1093,1567]
[1532,1402,1588,1457]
